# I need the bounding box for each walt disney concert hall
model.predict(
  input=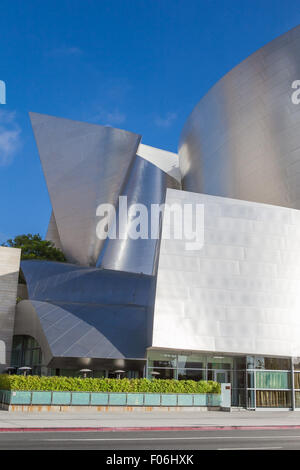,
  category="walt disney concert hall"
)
[5,24,300,408]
